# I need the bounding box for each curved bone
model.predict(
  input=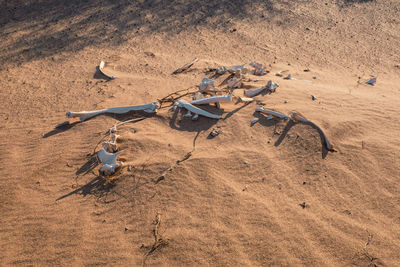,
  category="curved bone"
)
[175,99,221,119]
[190,95,232,105]
[290,112,334,151]
[99,162,124,176]
[66,102,159,122]
[99,61,116,79]
[244,85,267,97]
[256,107,291,119]
[97,148,122,165]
